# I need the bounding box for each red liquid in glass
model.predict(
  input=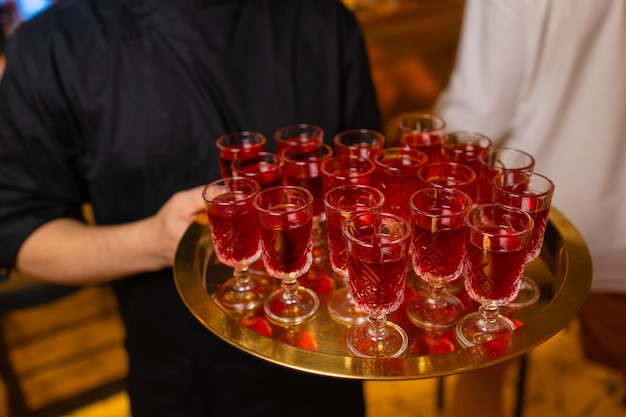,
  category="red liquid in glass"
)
[419,163,477,200]
[348,238,408,316]
[400,132,443,162]
[219,144,264,178]
[422,174,475,198]
[411,226,465,284]
[206,194,260,266]
[237,163,283,190]
[276,136,320,155]
[258,204,313,277]
[477,169,498,204]
[495,184,550,262]
[442,143,485,174]
[464,226,527,304]
[283,173,325,218]
[335,143,384,160]
[375,158,421,221]
[322,168,372,195]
